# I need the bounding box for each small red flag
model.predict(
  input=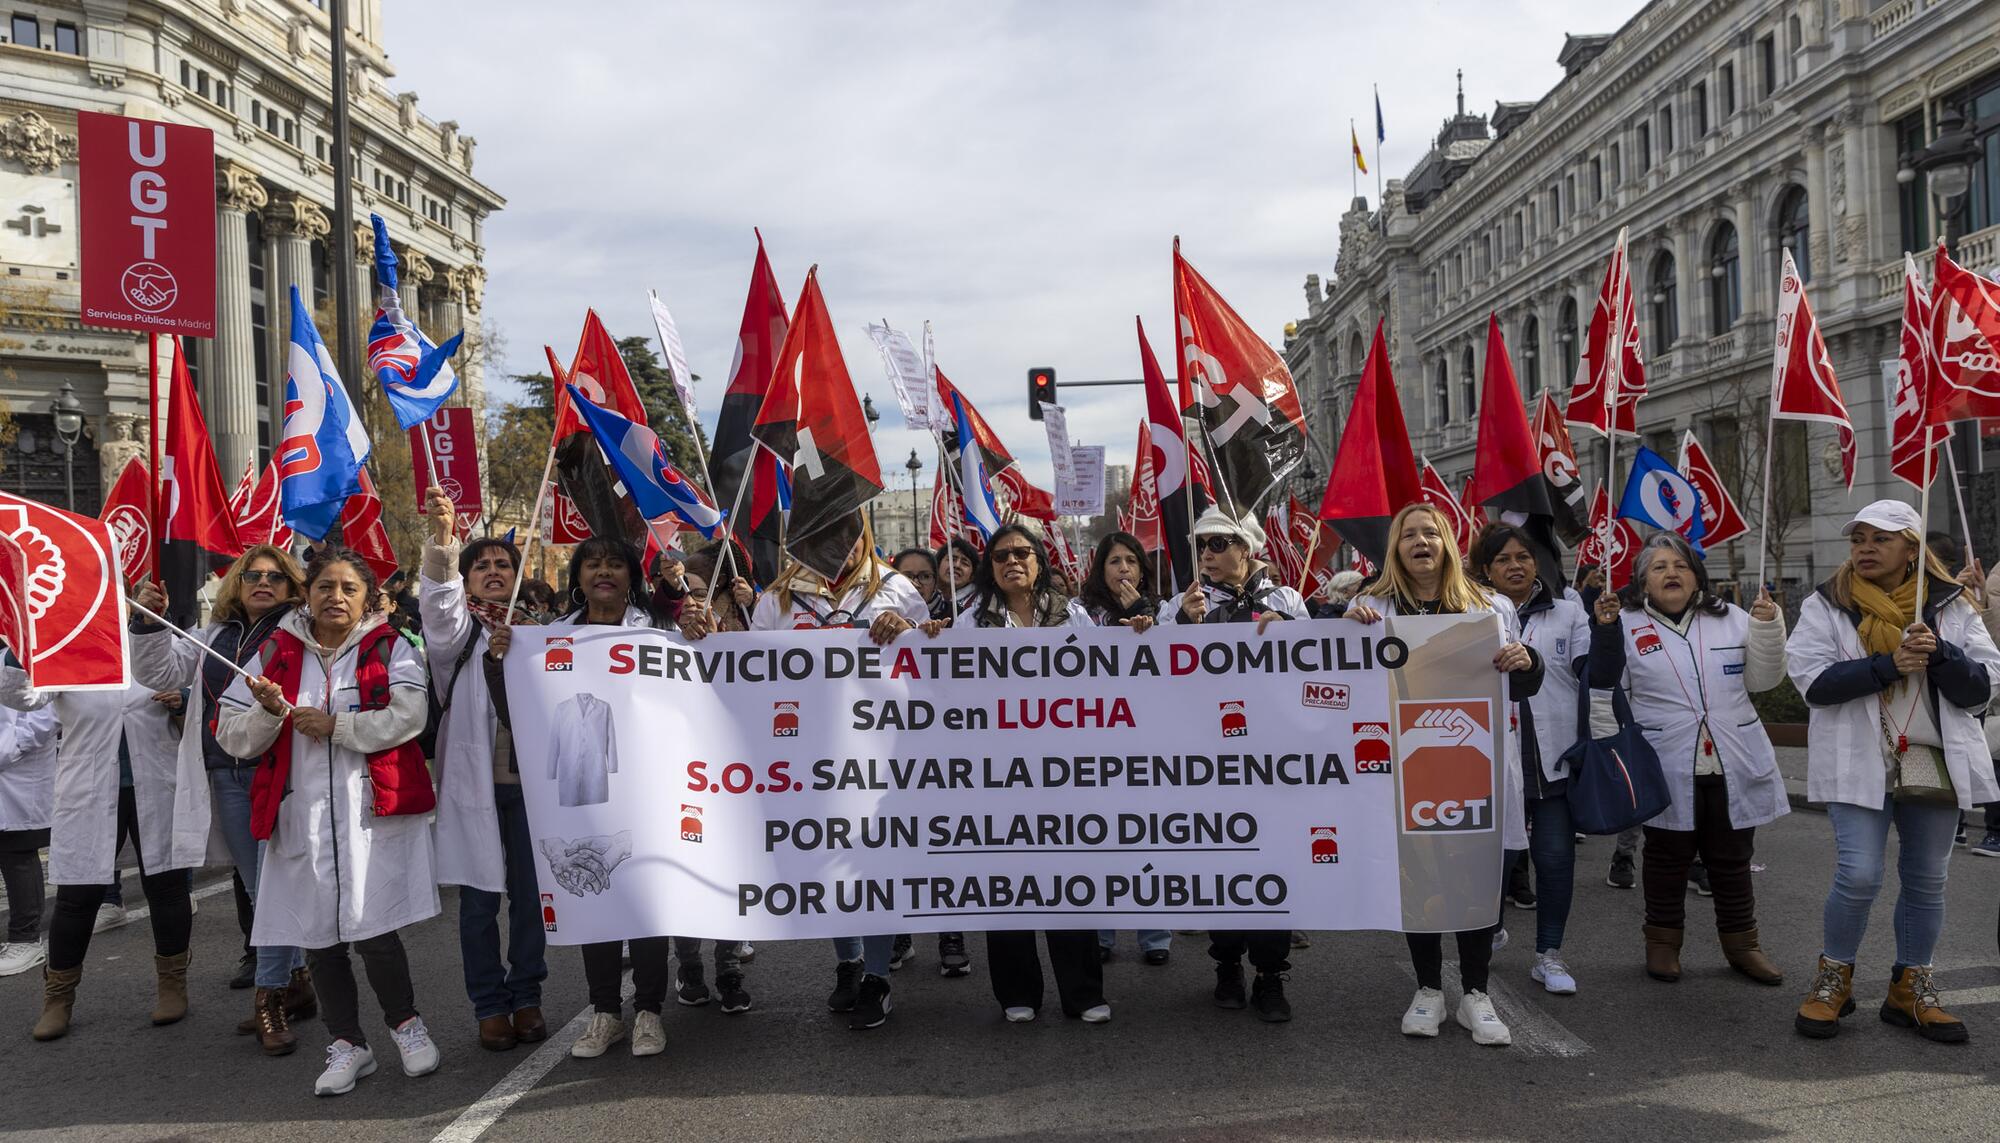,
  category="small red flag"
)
[1126,420,1164,552]
[1769,248,1854,487]
[163,338,244,556]
[1565,231,1647,438]
[1676,431,1750,548]
[1418,461,1476,556]
[1578,482,1641,591]
[1893,255,1951,489]
[0,491,131,690]
[98,457,154,584]
[1318,321,1420,565]
[1929,245,2000,427]
[555,310,650,442]
[338,469,400,585]
[233,460,294,550]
